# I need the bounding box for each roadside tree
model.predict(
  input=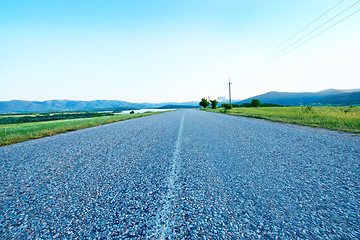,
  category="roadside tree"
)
[199,98,210,108]
[210,99,218,109]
